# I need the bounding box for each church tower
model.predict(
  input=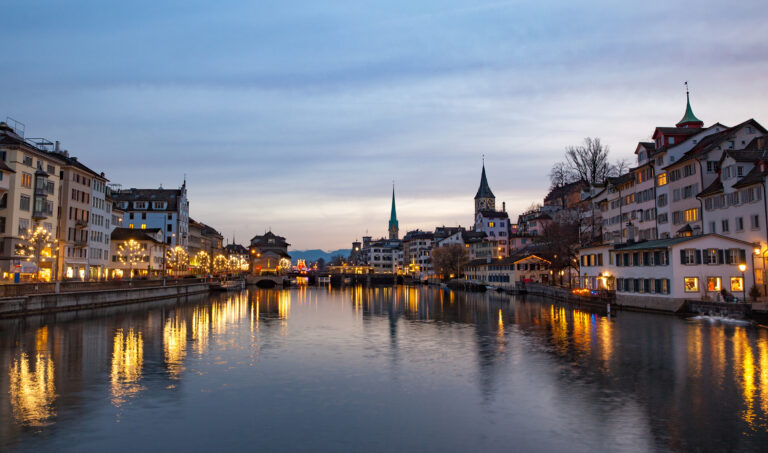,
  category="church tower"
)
[474,163,496,214]
[388,186,399,240]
